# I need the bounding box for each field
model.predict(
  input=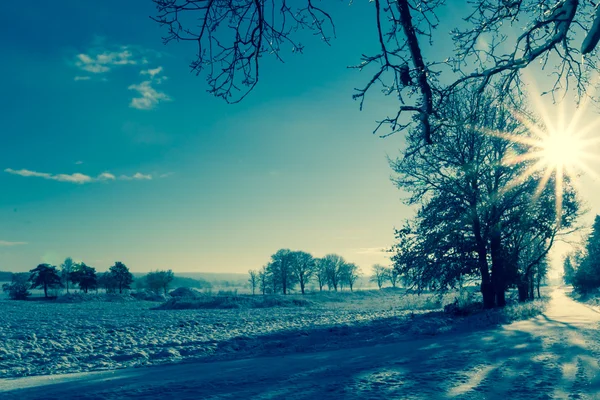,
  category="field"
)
[0,288,540,379]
